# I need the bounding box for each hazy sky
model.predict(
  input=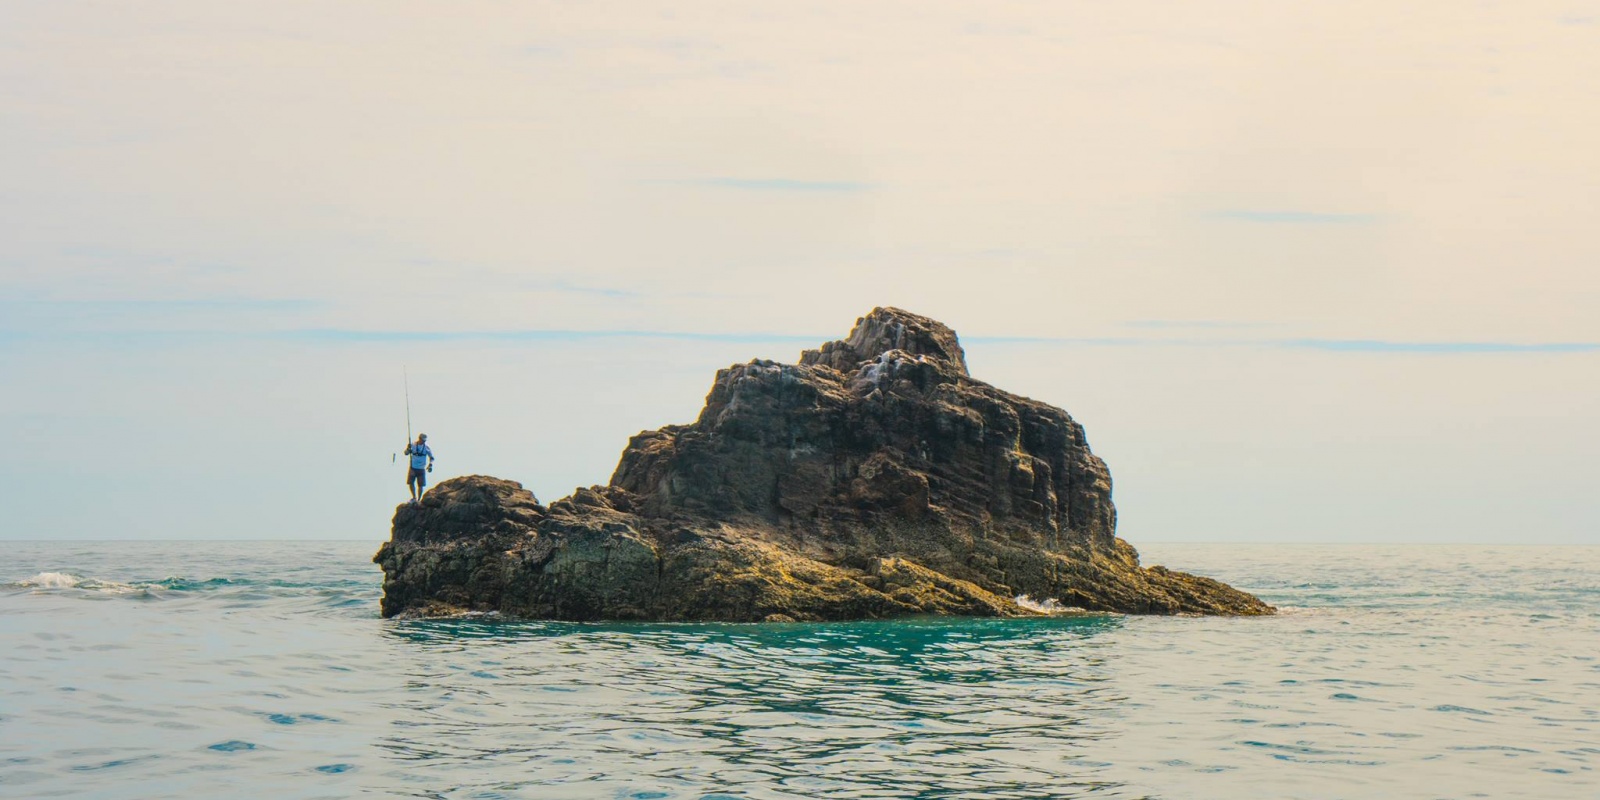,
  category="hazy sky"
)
[3,2,1596,542]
